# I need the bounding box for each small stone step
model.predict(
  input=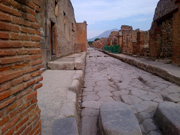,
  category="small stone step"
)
[99,102,142,135]
[155,102,180,135]
[53,117,79,135]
